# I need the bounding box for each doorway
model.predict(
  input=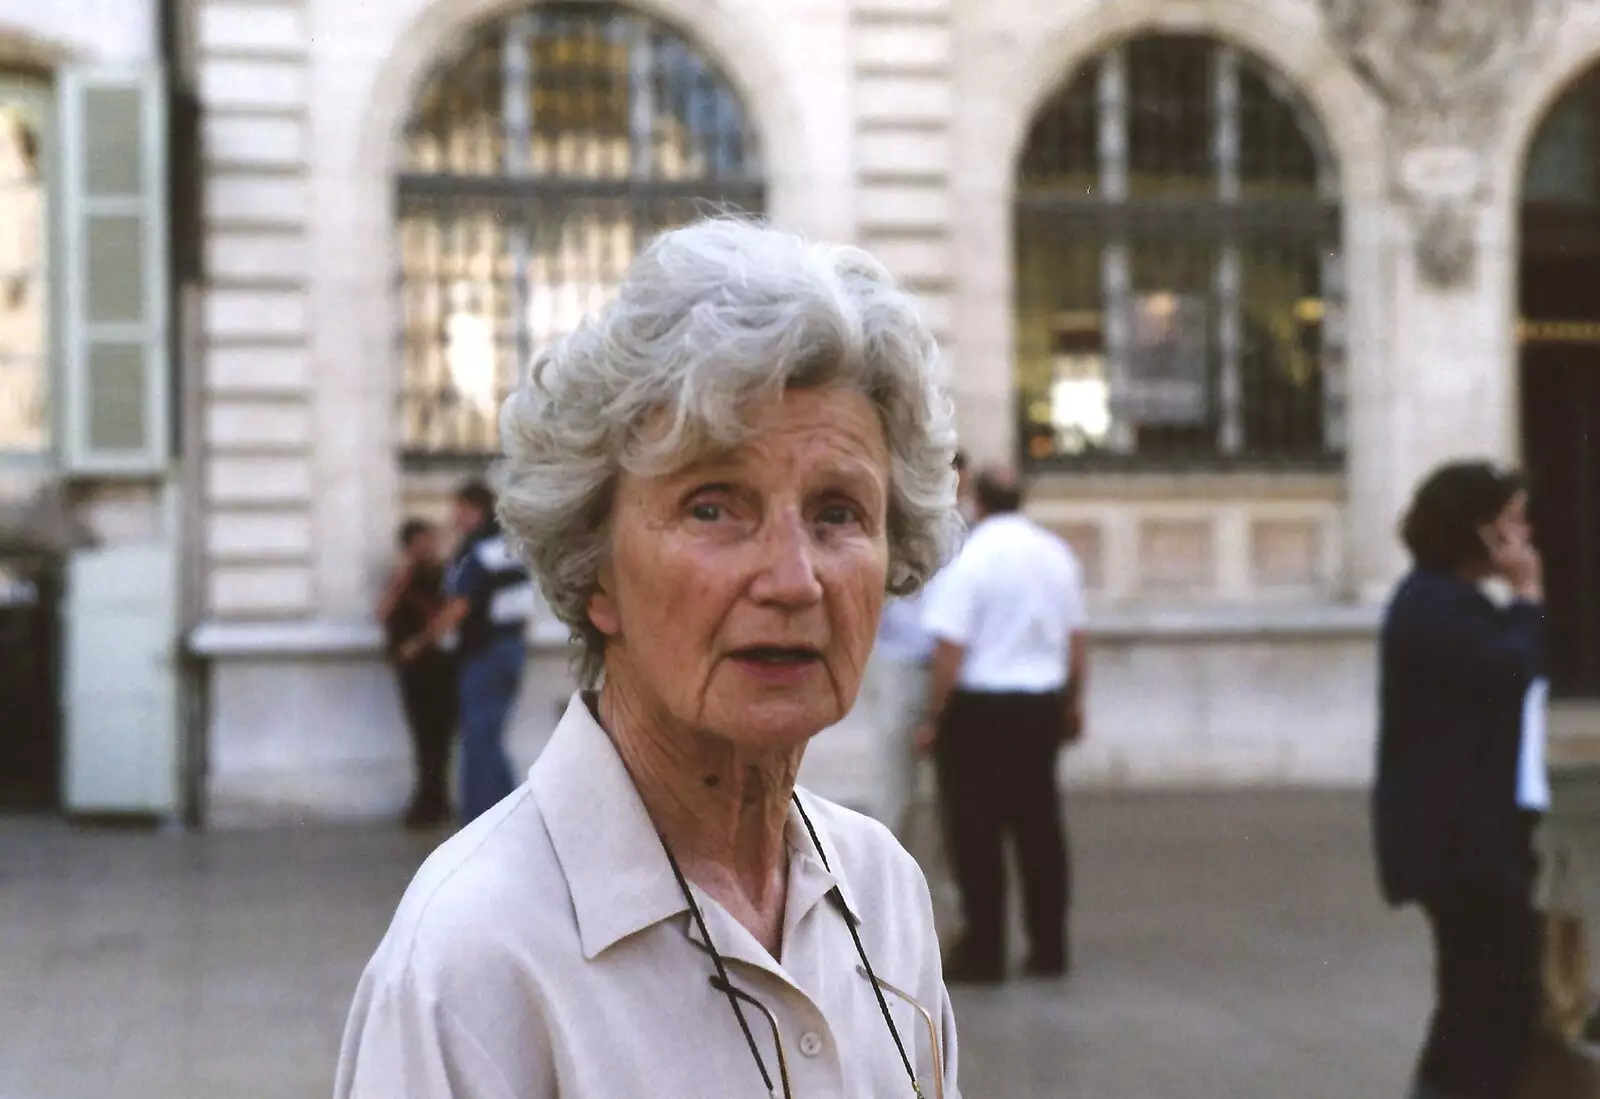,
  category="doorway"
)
[0,554,60,809]
[1520,214,1600,696]
[1519,64,1600,697]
